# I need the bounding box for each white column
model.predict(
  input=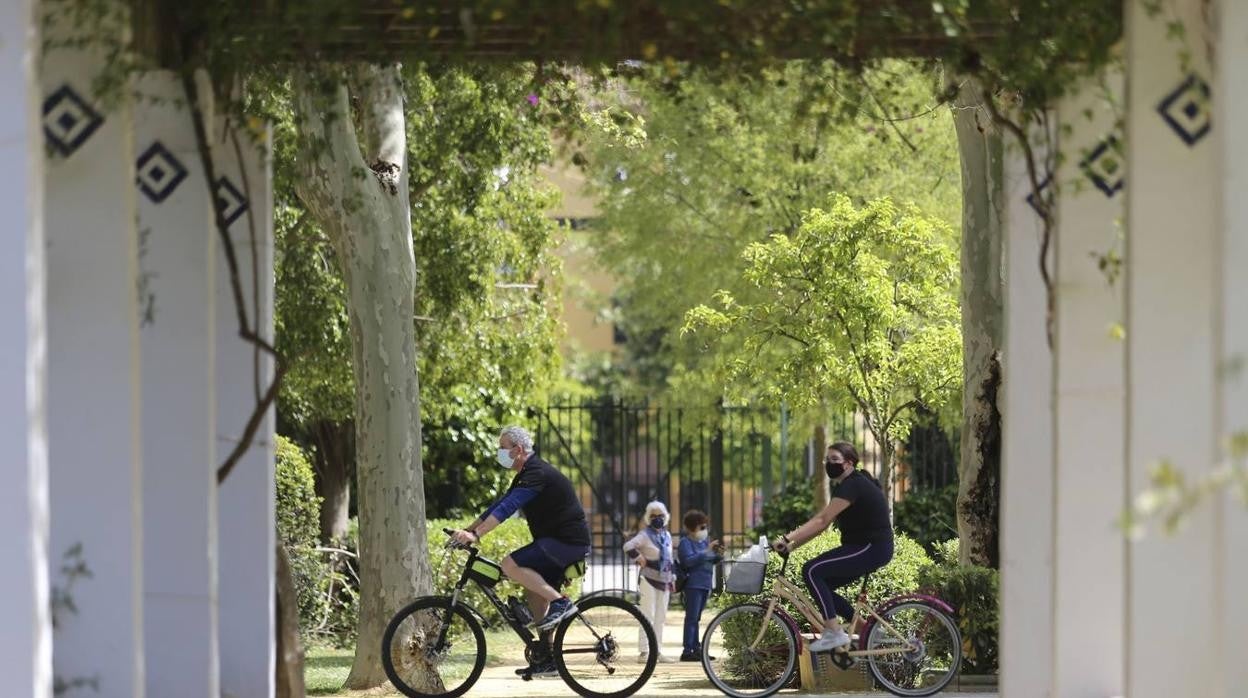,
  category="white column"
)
[998,136,1055,698]
[136,71,219,698]
[215,121,276,698]
[1051,74,1125,698]
[1216,2,1248,695]
[42,6,144,696]
[1125,1,1218,696]
[0,0,51,695]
